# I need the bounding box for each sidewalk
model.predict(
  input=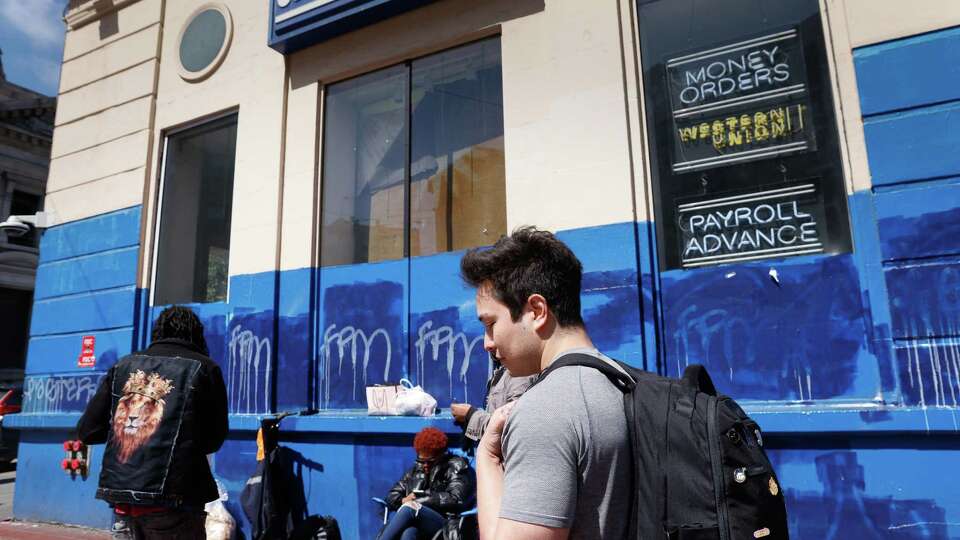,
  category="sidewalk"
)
[0,520,110,539]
